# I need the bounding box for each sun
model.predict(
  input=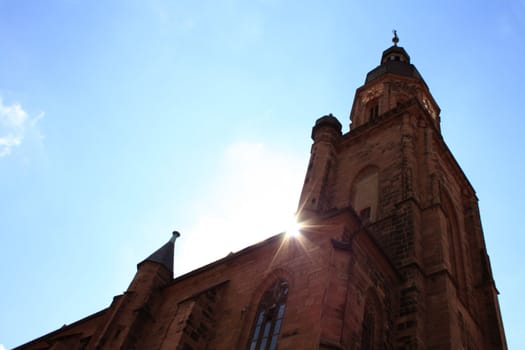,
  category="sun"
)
[285,217,302,238]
